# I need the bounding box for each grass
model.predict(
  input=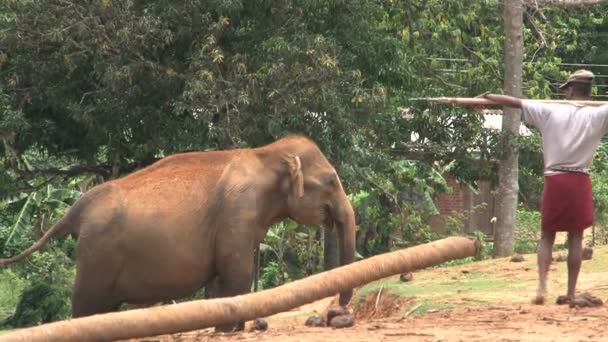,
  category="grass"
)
[354,243,608,316]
